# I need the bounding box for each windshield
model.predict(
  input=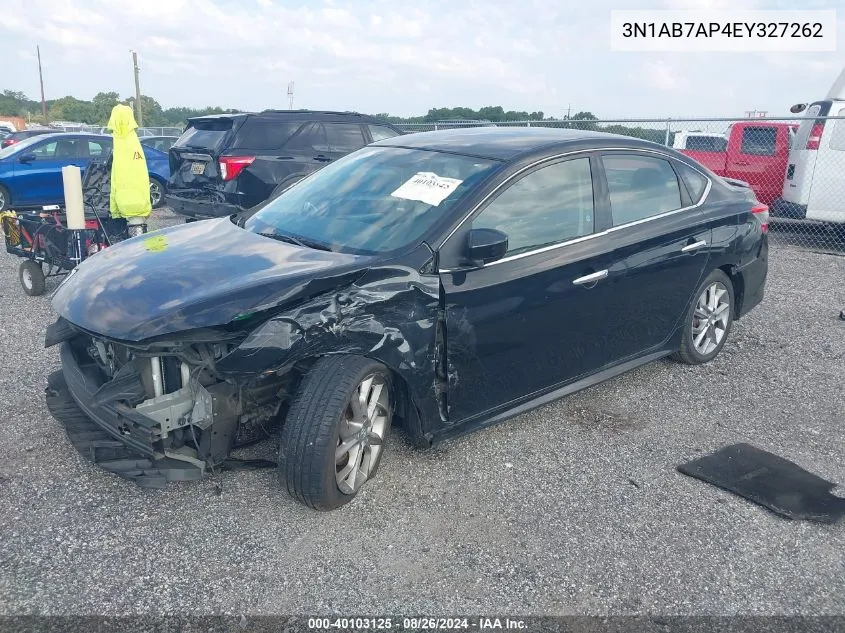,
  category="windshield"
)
[243,146,500,255]
[0,134,49,159]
